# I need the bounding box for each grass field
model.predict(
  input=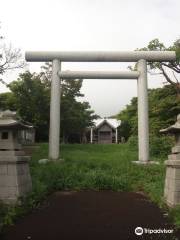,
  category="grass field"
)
[1,143,180,232]
[31,143,165,204]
